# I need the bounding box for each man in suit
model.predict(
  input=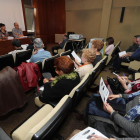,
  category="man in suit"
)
[30,38,52,63]
[111,36,140,73]
[52,34,69,55]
